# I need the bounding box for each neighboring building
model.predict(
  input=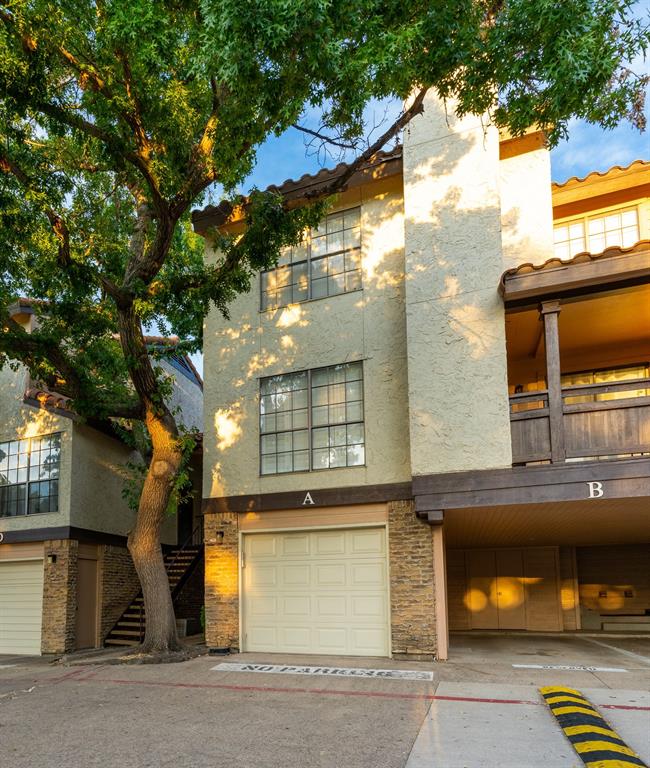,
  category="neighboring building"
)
[194,92,650,659]
[0,306,204,656]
